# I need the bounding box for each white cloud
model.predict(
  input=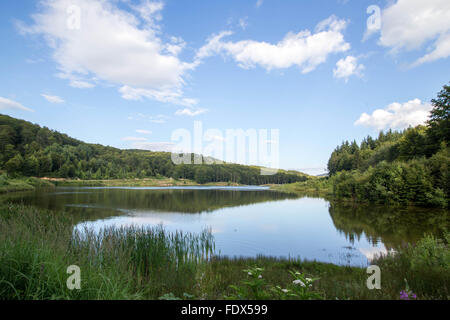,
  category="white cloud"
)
[41,94,65,103]
[127,113,169,124]
[412,32,450,66]
[256,0,263,9]
[119,86,197,107]
[19,0,196,105]
[121,136,148,142]
[175,108,208,117]
[135,129,152,134]
[355,99,433,130]
[69,80,95,89]
[131,141,175,152]
[196,15,350,73]
[333,56,364,81]
[370,0,450,65]
[130,0,164,28]
[0,97,34,112]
